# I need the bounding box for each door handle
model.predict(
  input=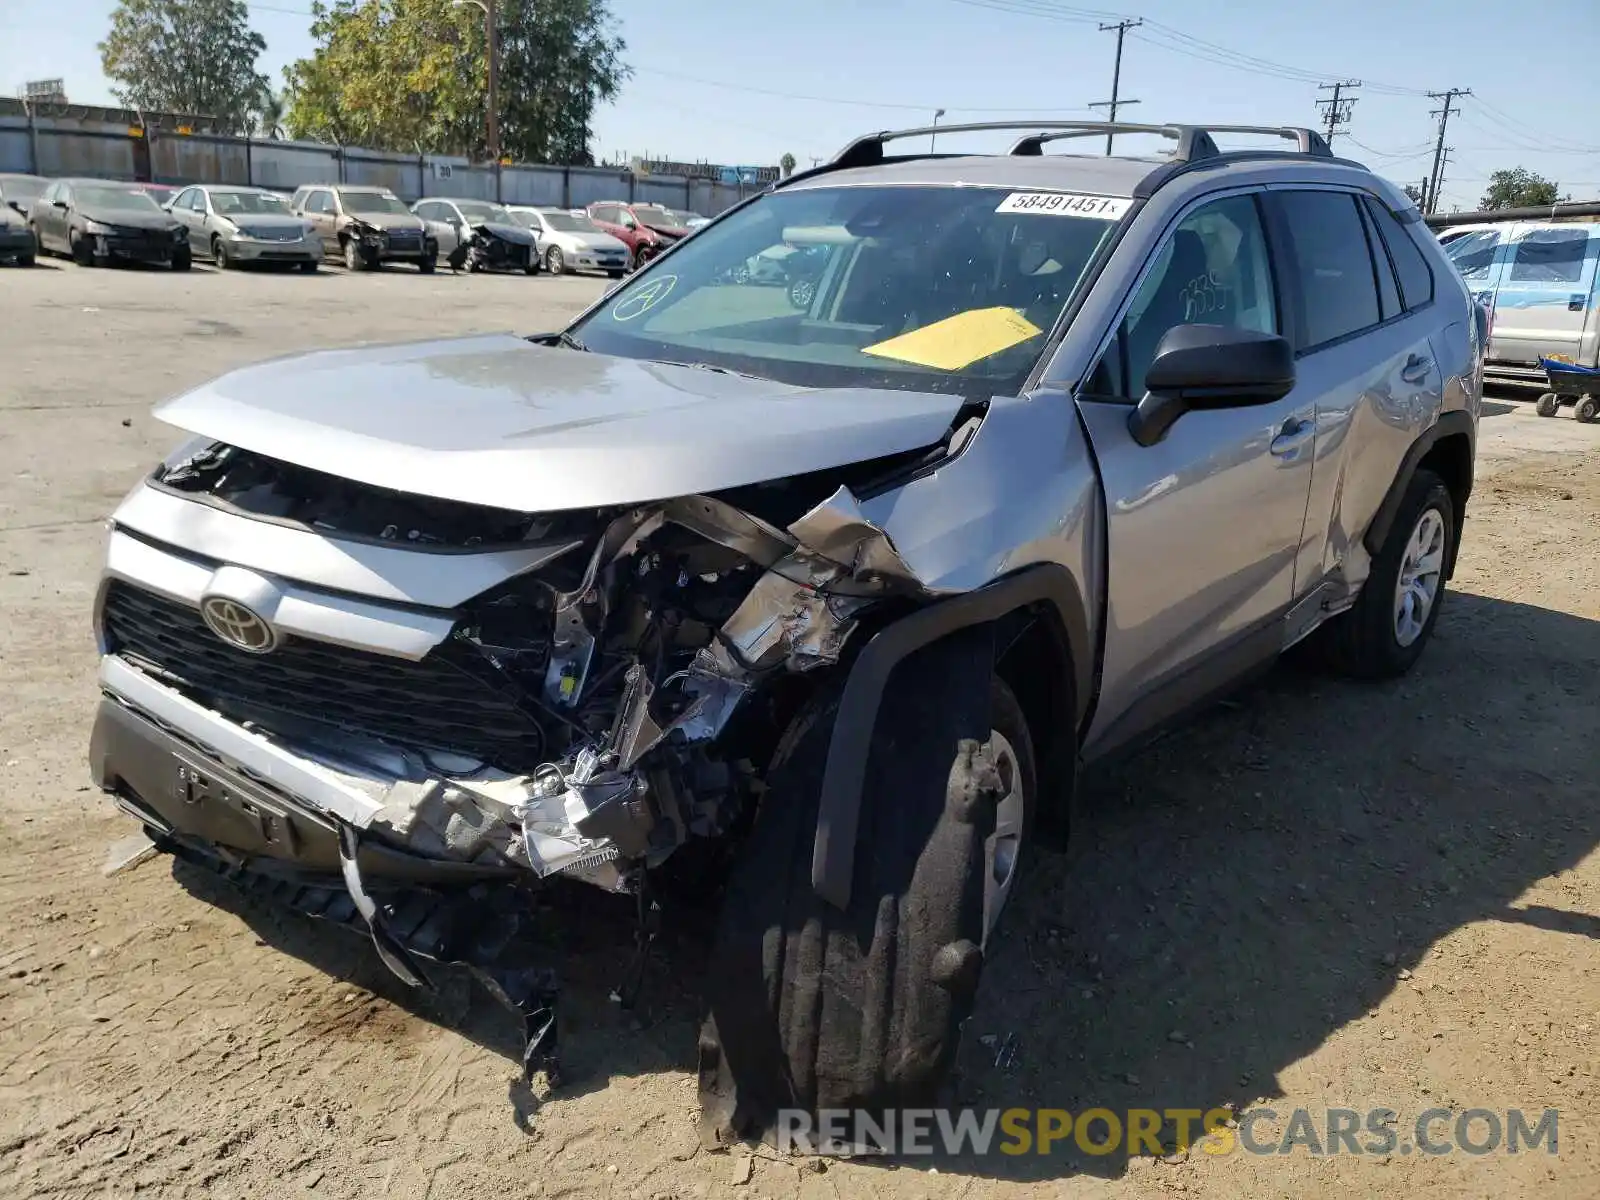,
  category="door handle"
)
[1400,353,1433,384]
[1269,418,1315,458]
